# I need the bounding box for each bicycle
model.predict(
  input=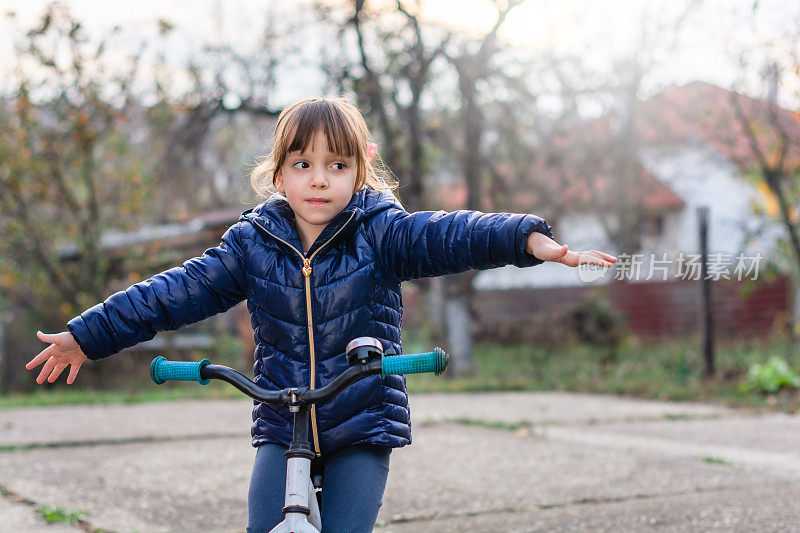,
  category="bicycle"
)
[149,336,448,533]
